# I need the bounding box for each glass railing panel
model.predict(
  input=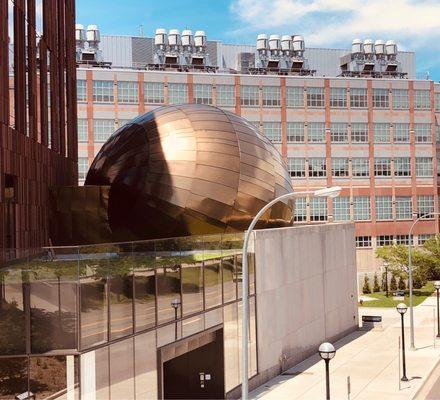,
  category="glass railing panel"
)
[203,234,223,309]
